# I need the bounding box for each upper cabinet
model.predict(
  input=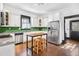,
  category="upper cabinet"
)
[0,12,9,26]
[31,17,39,27]
[31,16,49,27]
